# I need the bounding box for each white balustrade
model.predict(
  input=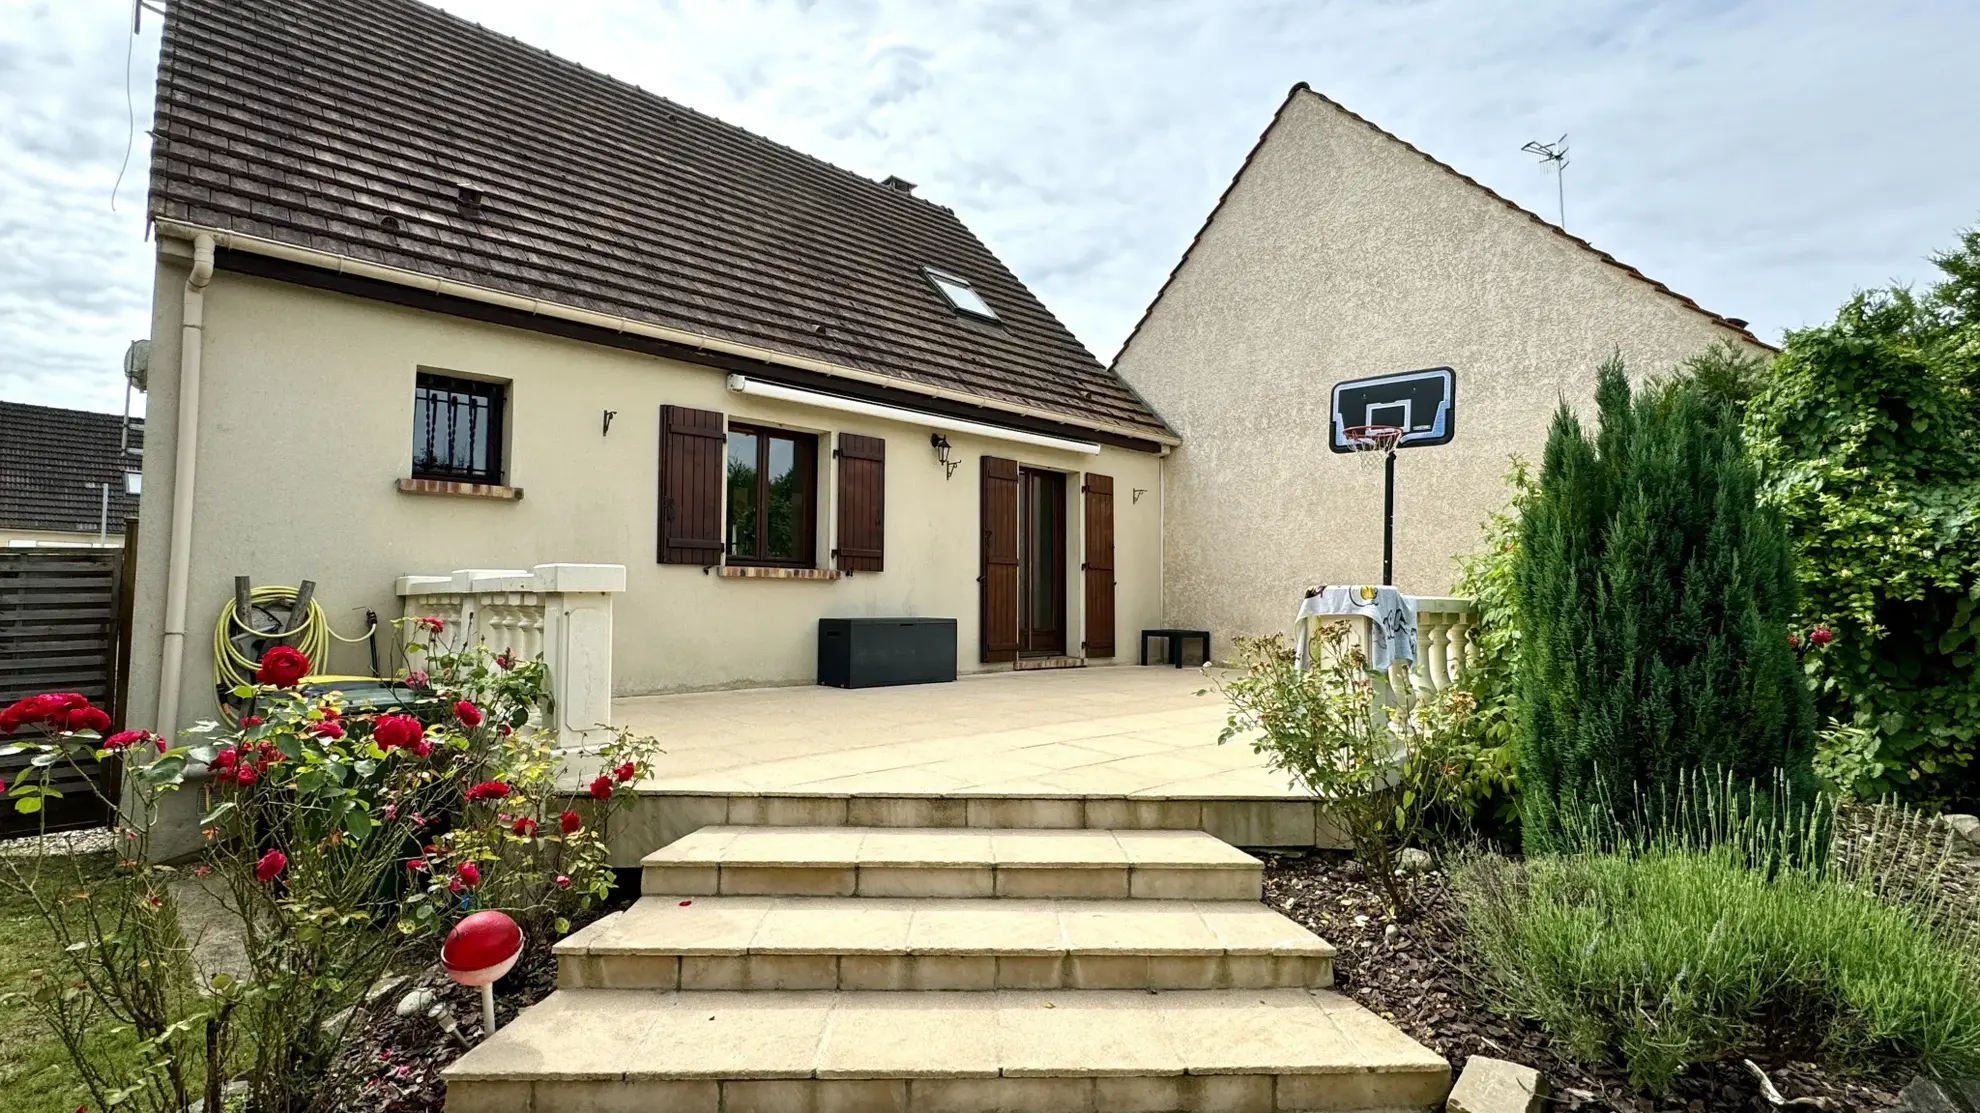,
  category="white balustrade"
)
[1295,593,1480,698]
[395,564,627,750]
